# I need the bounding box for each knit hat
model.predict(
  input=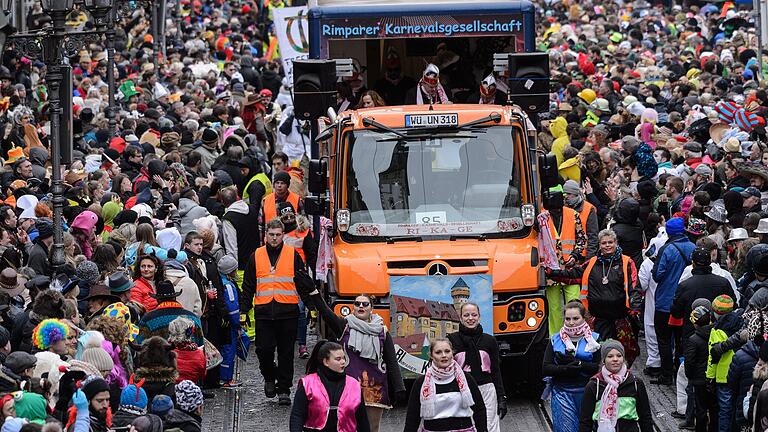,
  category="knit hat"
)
[120,376,148,412]
[160,131,180,148]
[151,395,173,416]
[35,218,54,239]
[201,128,218,145]
[600,339,624,363]
[273,171,291,185]
[712,295,734,316]
[80,332,115,374]
[562,180,580,196]
[1,418,27,432]
[32,319,70,351]
[665,217,685,236]
[131,414,164,432]
[81,375,110,400]
[4,351,37,374]
[692,297,712,311]
[175,380,203,413]
[76,260,100,285]
[217,255,238,275]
